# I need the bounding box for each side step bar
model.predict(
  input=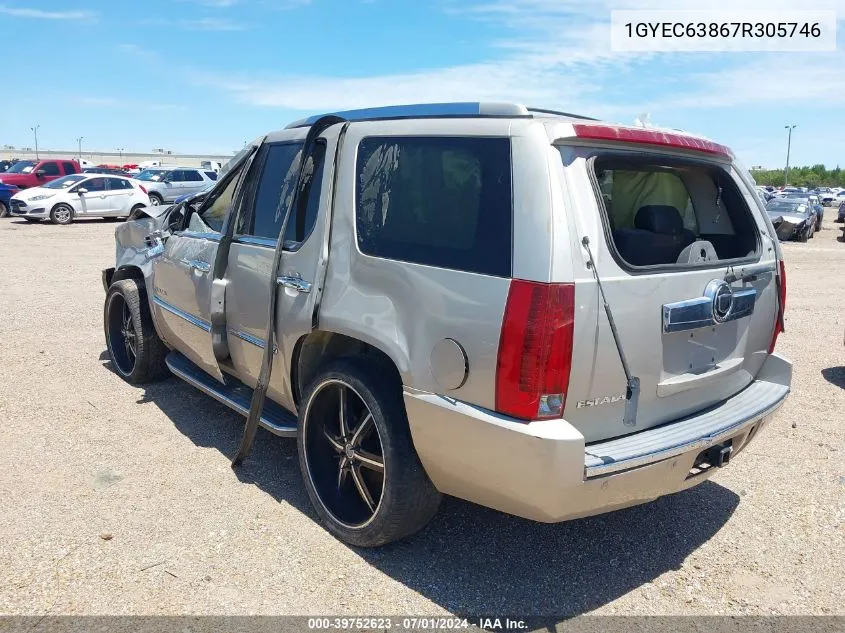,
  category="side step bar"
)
[165,352,297,438]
